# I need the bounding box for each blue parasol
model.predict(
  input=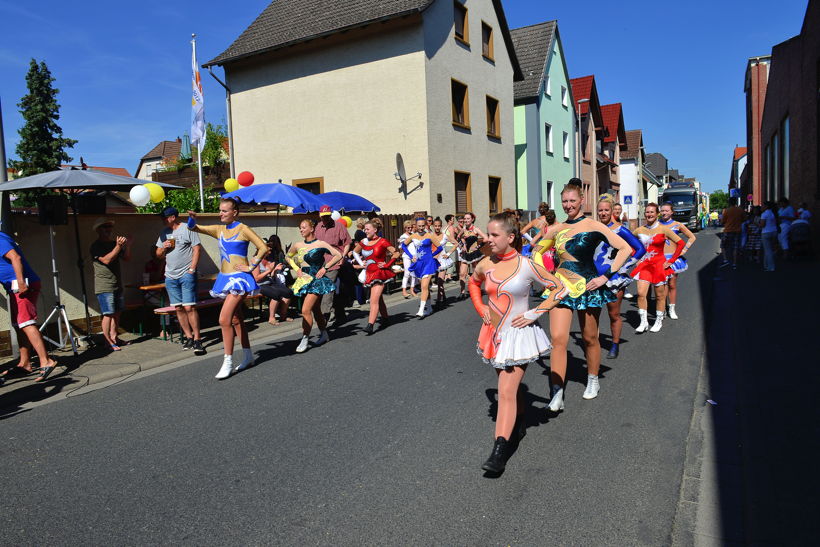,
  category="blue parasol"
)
[292,191,380,214]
